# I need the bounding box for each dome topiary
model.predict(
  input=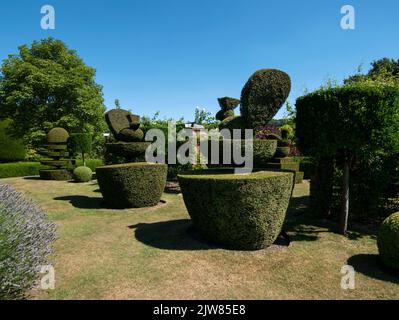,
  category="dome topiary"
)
[240,69,291,129]
[378,212,399,270]
[96,162,167,208]
[47,127,70,144]
[178,169,294,250]
[73,166,93,182]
